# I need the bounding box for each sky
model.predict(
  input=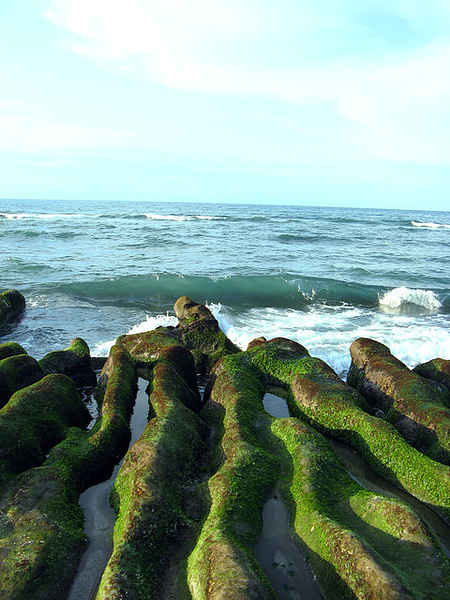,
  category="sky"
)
[1,1,450,209]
